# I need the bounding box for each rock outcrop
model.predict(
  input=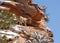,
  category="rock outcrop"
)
[0,0,53,43]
